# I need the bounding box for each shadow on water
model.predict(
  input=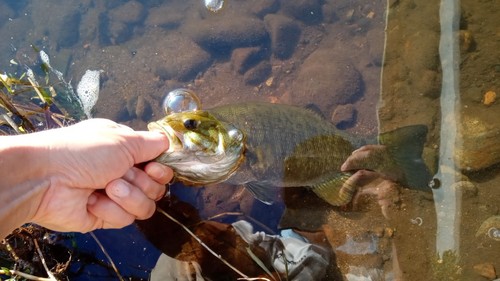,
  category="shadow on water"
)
[0,0,499,280]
